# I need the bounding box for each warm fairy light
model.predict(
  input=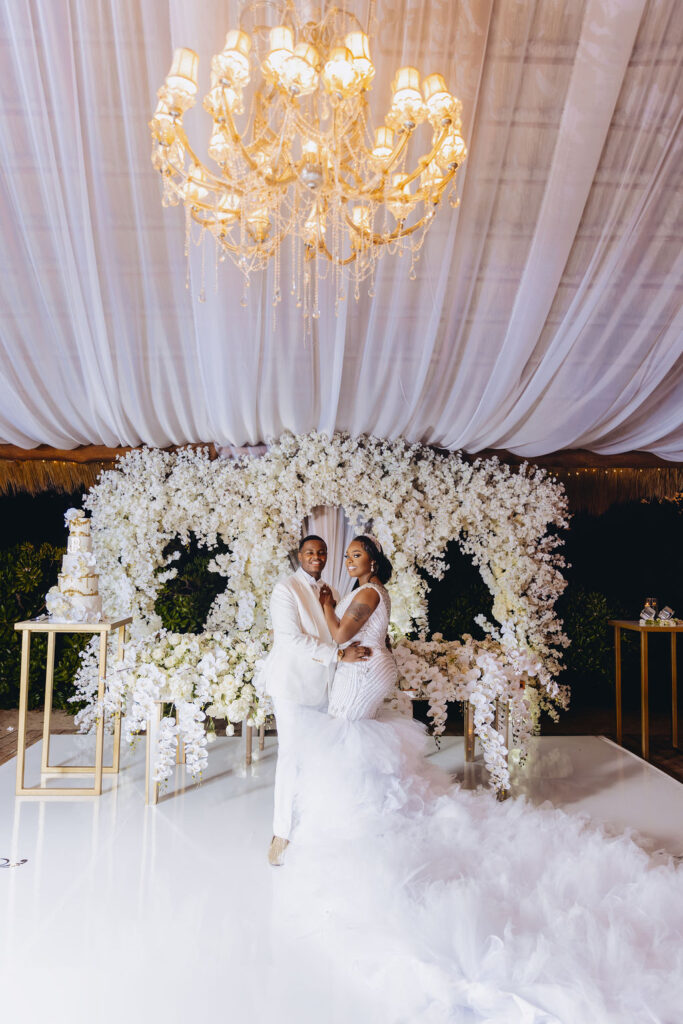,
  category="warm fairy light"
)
[149,1,468,329]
